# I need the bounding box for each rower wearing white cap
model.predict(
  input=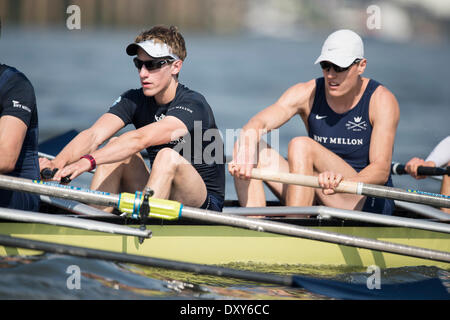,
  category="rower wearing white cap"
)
[40,25,225,212]
[229,29,400,214]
